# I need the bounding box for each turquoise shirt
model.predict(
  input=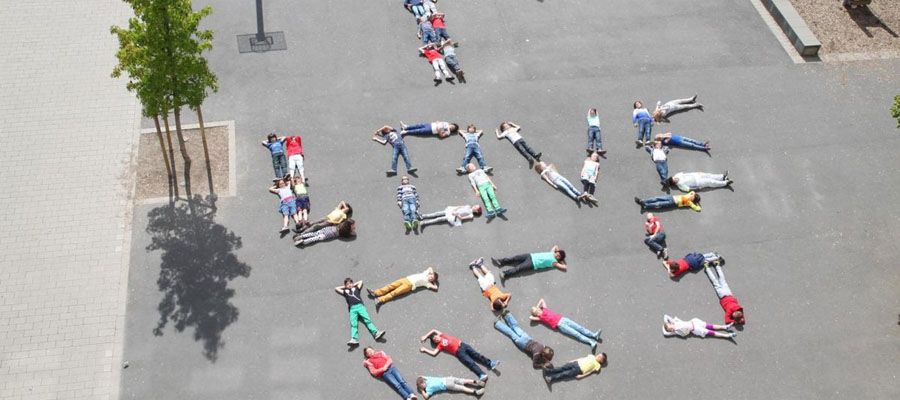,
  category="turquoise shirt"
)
[424,377,447,396]
[530,252,556,269]
[587,115,600,127]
